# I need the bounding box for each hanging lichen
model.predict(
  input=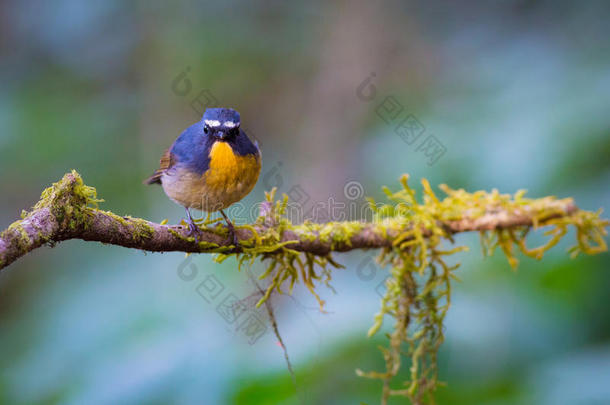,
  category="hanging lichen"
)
[218,174,607,405]
[358,175,607,405]
[214,189,343,311]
